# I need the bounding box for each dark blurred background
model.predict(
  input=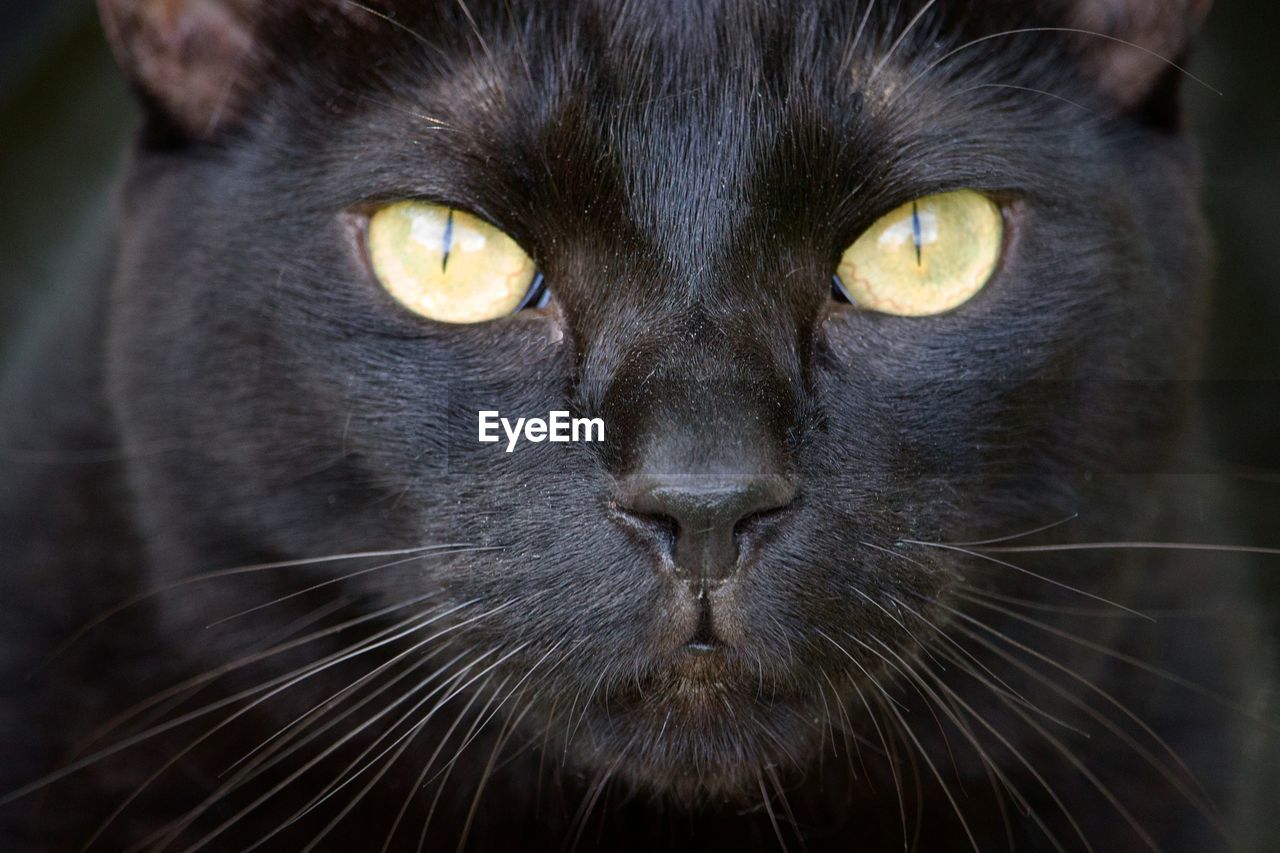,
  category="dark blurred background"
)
[1,0,1278,830]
